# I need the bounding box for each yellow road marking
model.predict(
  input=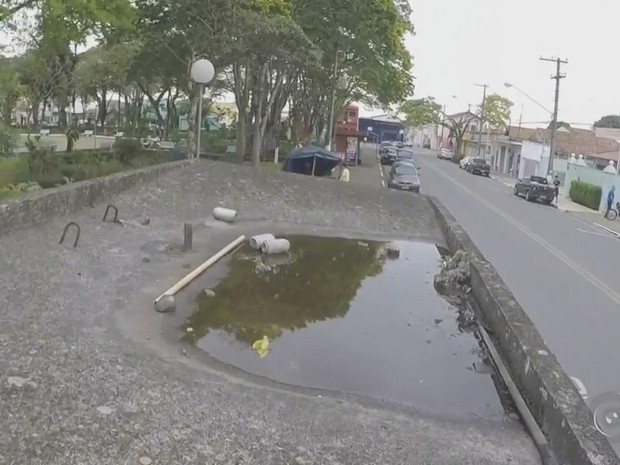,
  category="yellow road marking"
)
[426,161,620,307]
